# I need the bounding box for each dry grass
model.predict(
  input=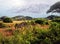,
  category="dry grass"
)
[0,21,3,23]
[0,20,49,36]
